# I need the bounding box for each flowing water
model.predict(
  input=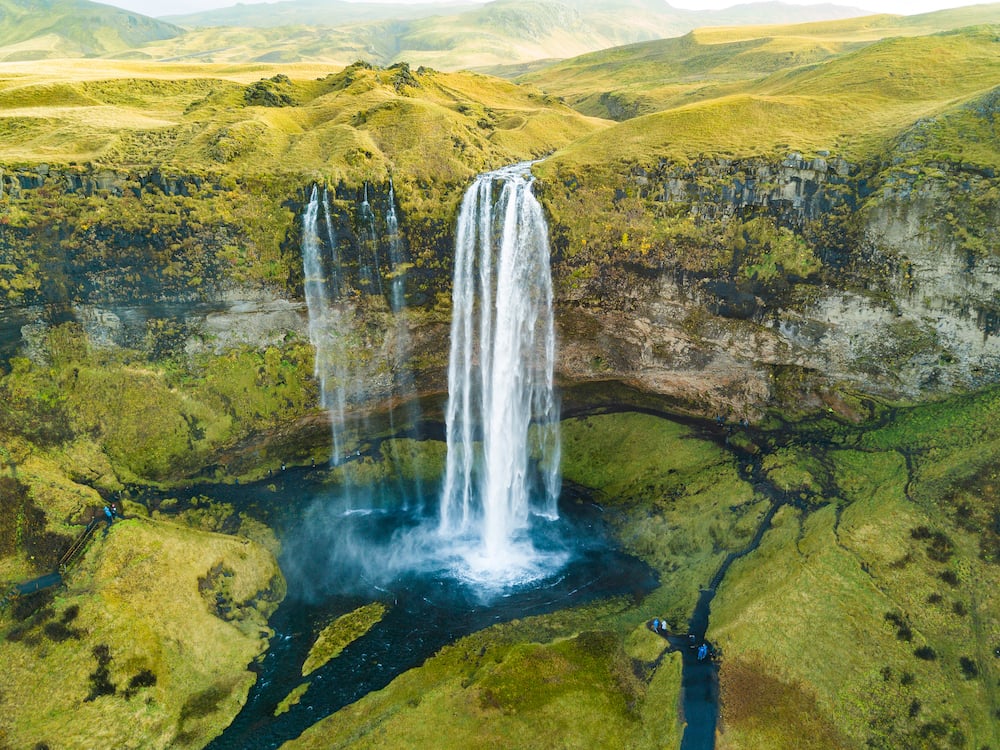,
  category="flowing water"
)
[202,469,656,750]
[439,163,561,583]
[301,186,350,463]
[199,166,659,748]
